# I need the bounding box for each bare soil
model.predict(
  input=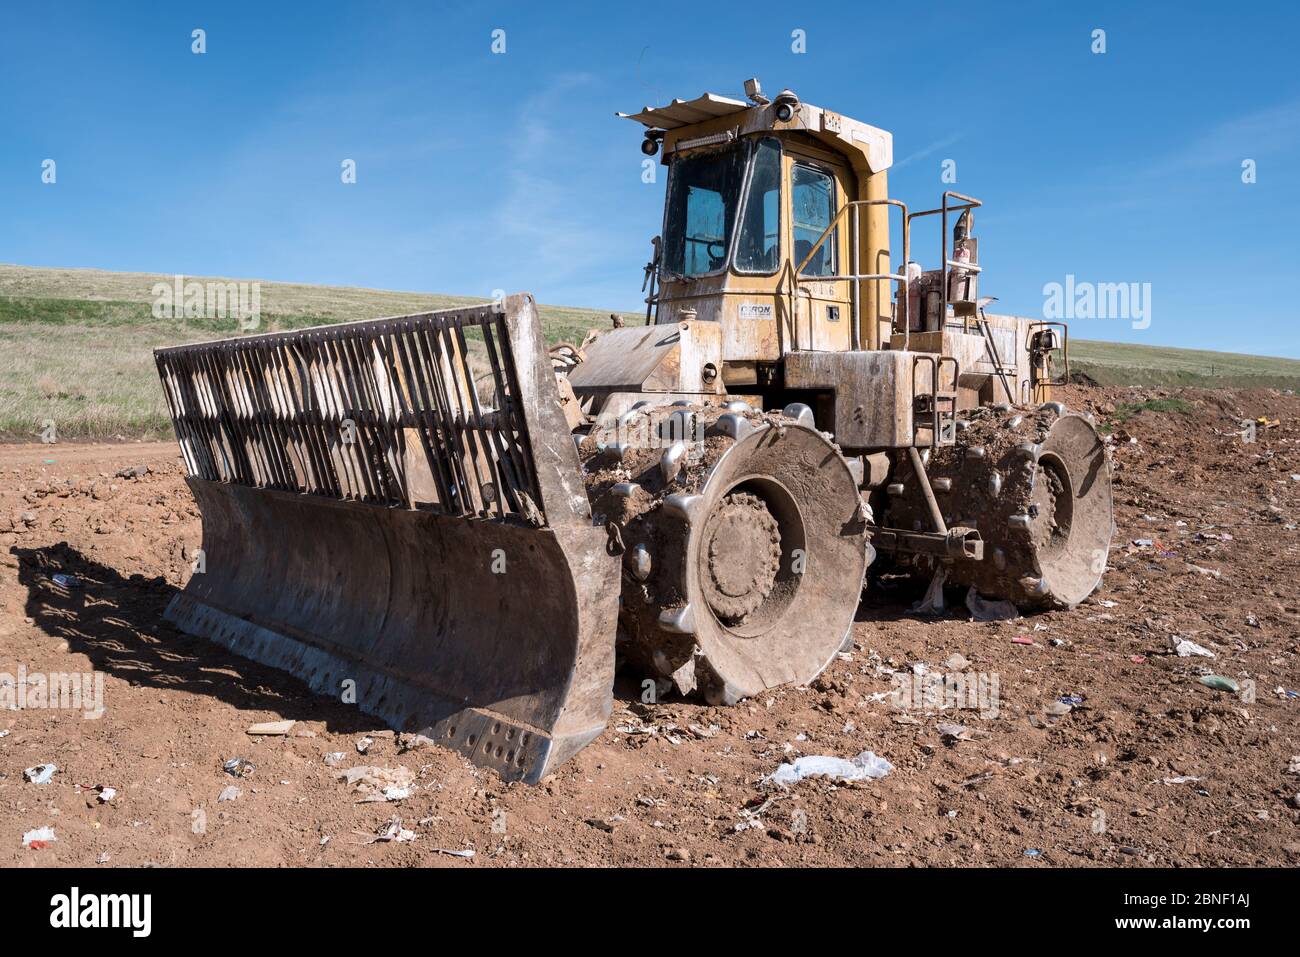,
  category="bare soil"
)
[1,385,1298,868]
